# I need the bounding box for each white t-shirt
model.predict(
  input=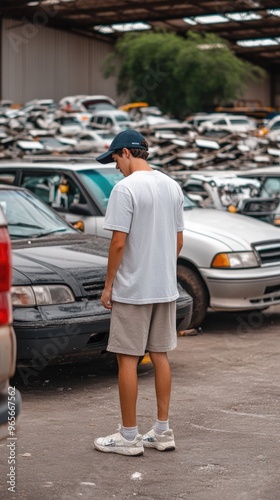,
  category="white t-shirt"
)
[103,170,184,304]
